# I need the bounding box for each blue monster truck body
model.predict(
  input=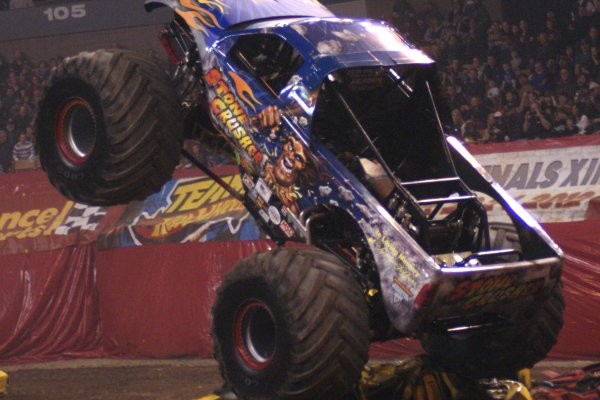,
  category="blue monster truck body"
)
[146,0,562,333]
